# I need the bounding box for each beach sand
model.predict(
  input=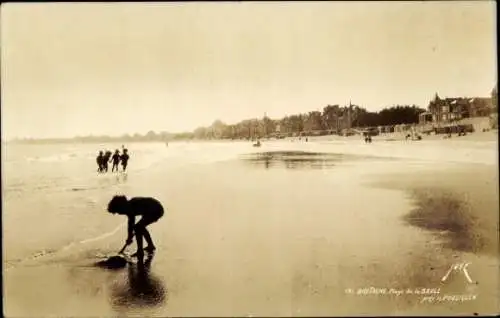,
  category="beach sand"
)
[3,139,499,316]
